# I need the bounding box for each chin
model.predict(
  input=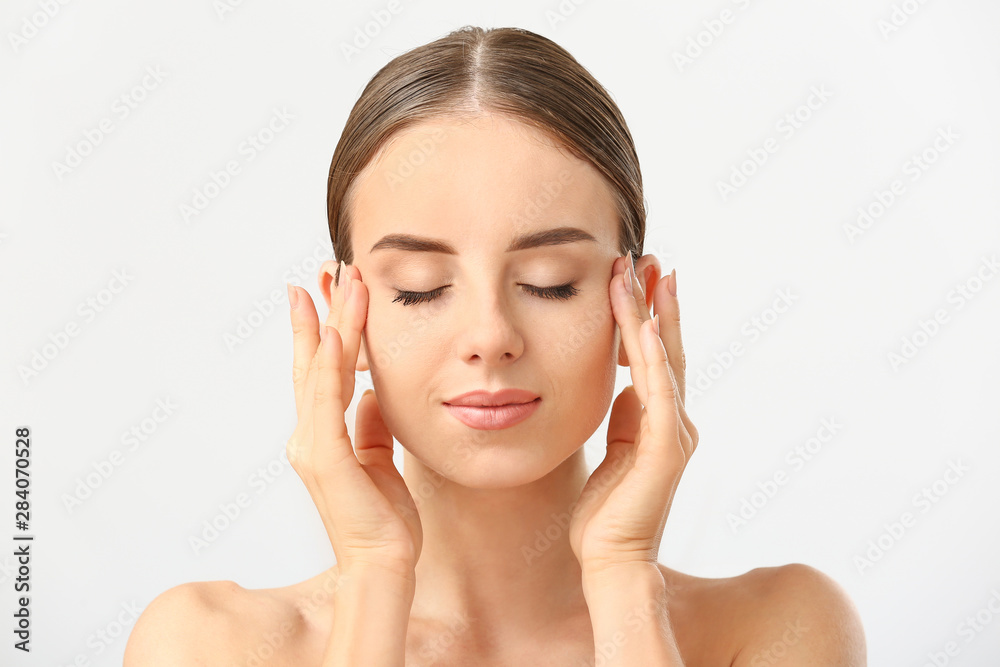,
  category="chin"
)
[405,434,578,491]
